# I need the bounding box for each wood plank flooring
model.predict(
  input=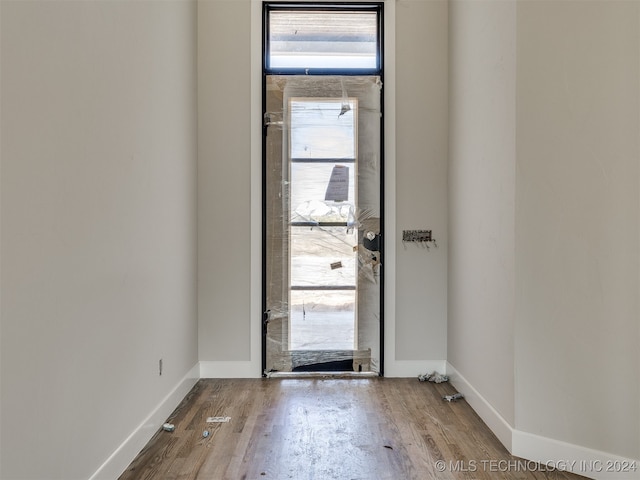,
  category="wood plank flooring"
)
[119,378,586,480]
